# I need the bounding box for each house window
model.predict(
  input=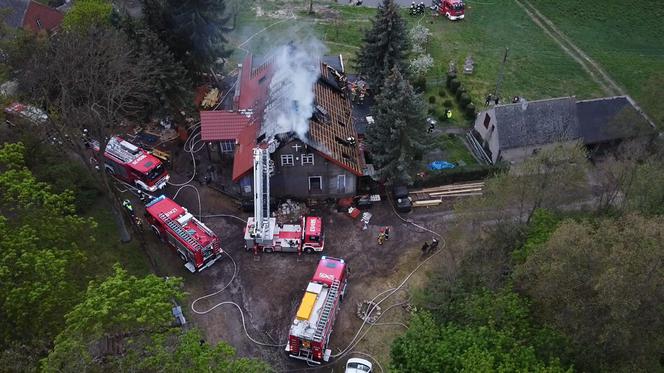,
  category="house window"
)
[309,176,322,192]
[301,153,314,165]
[220,140,235,153]
[281,154,294,166]
[337,175,346,193]
[483,114,491,129]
